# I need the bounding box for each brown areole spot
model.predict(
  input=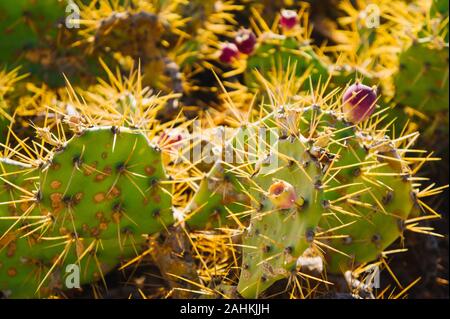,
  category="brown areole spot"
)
[50,193,64,211]
[50,180,62,190]
[94,192,106,203]
[112,211,122,224]
[145,165,155,176]
[7,267,17,277]
[74,192,84,203]
[95,173,106,182]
